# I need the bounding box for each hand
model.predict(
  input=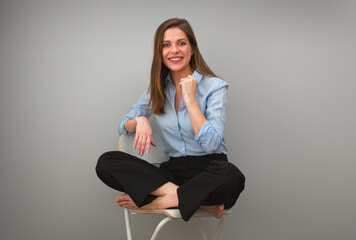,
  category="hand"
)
[179,75,197,104]
[133,116,156,156]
